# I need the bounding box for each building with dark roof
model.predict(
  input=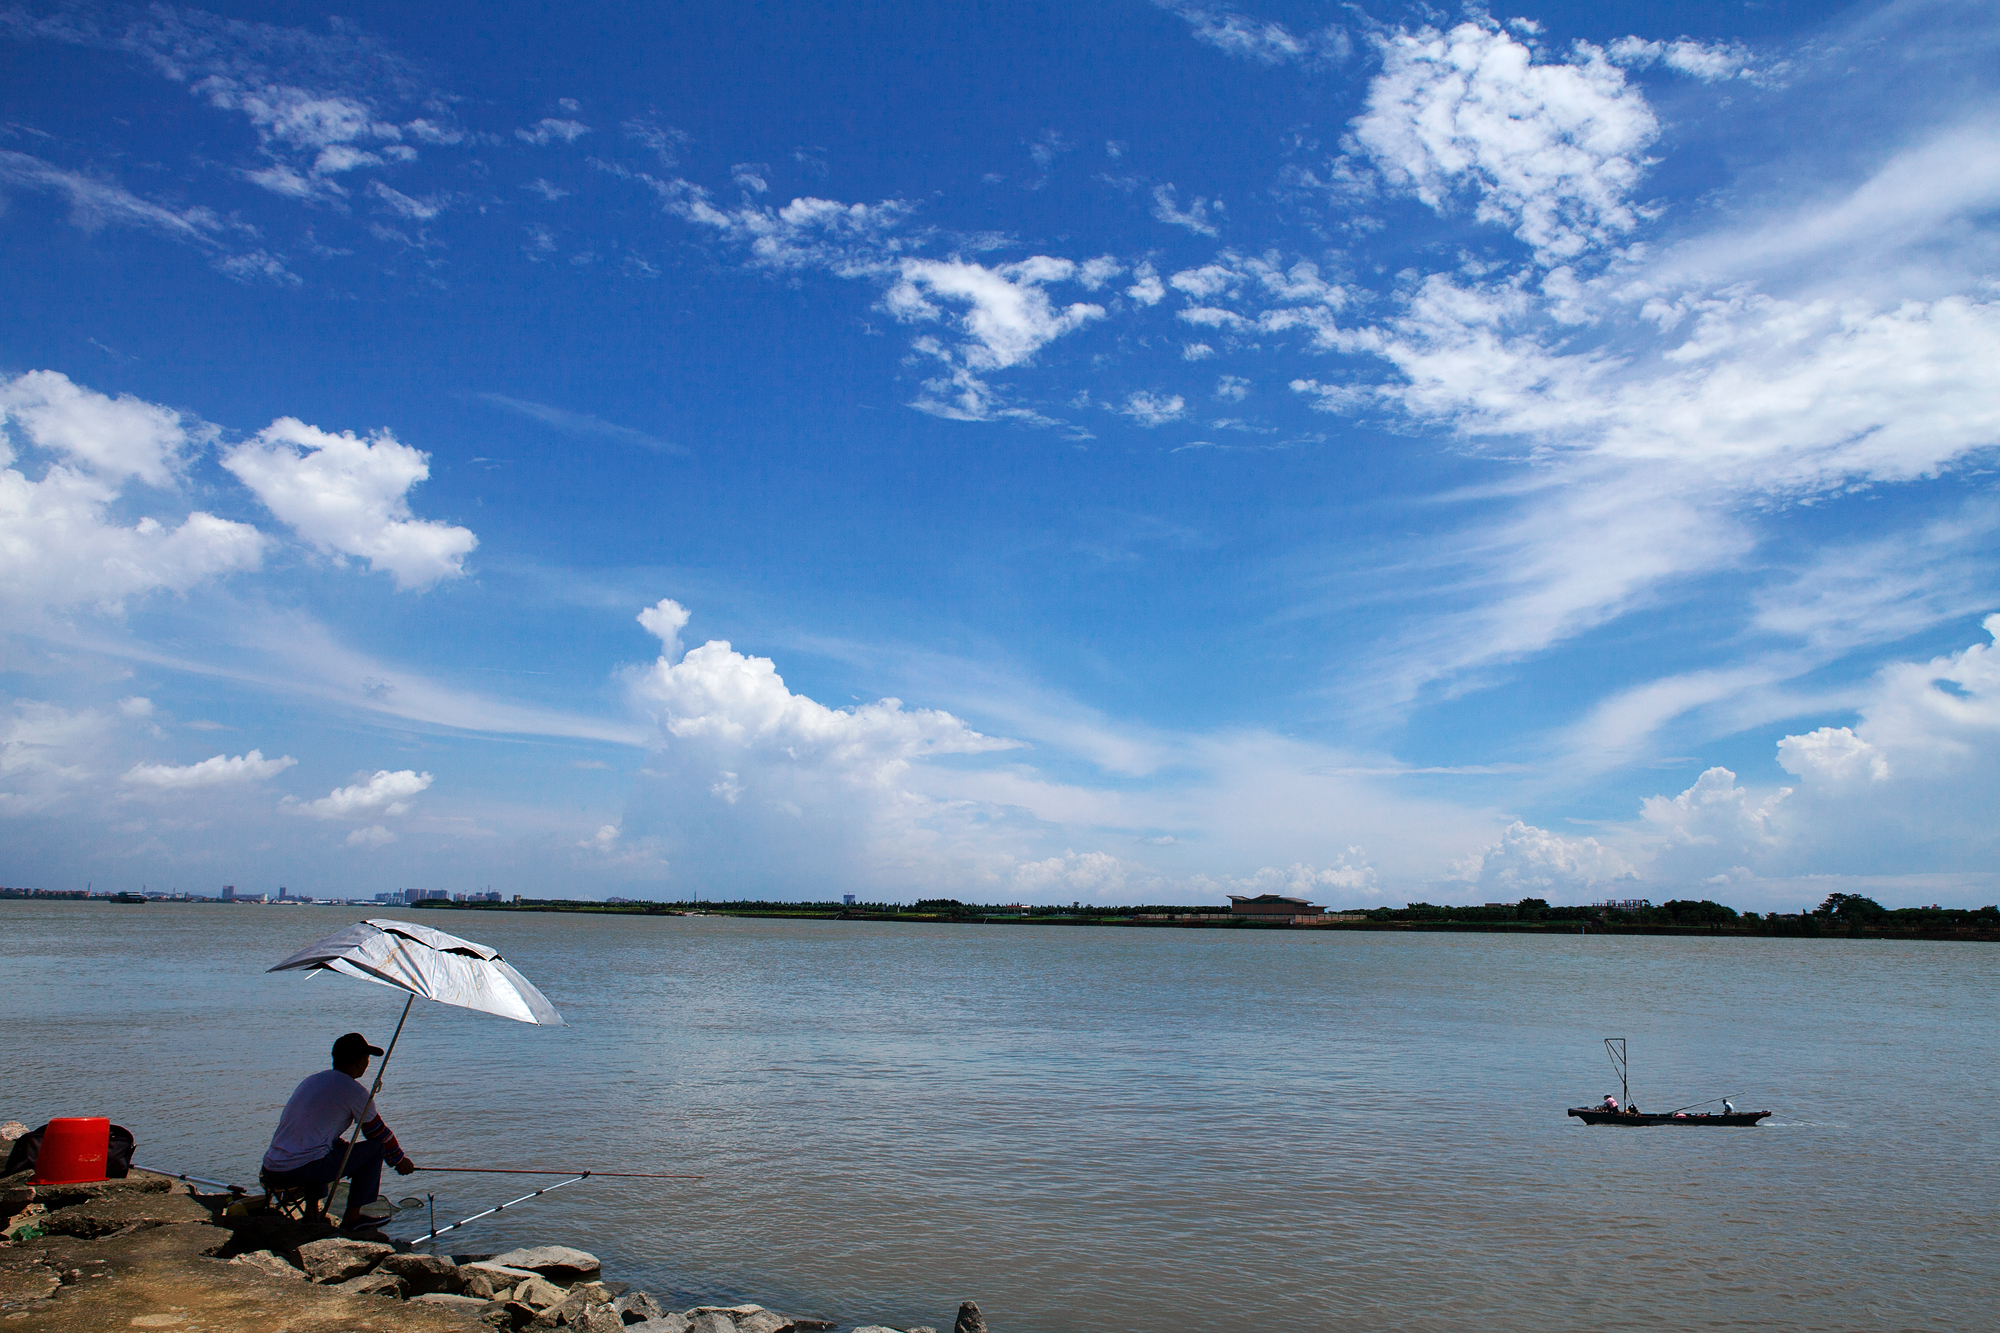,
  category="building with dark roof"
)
[1227,893,1325,922]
